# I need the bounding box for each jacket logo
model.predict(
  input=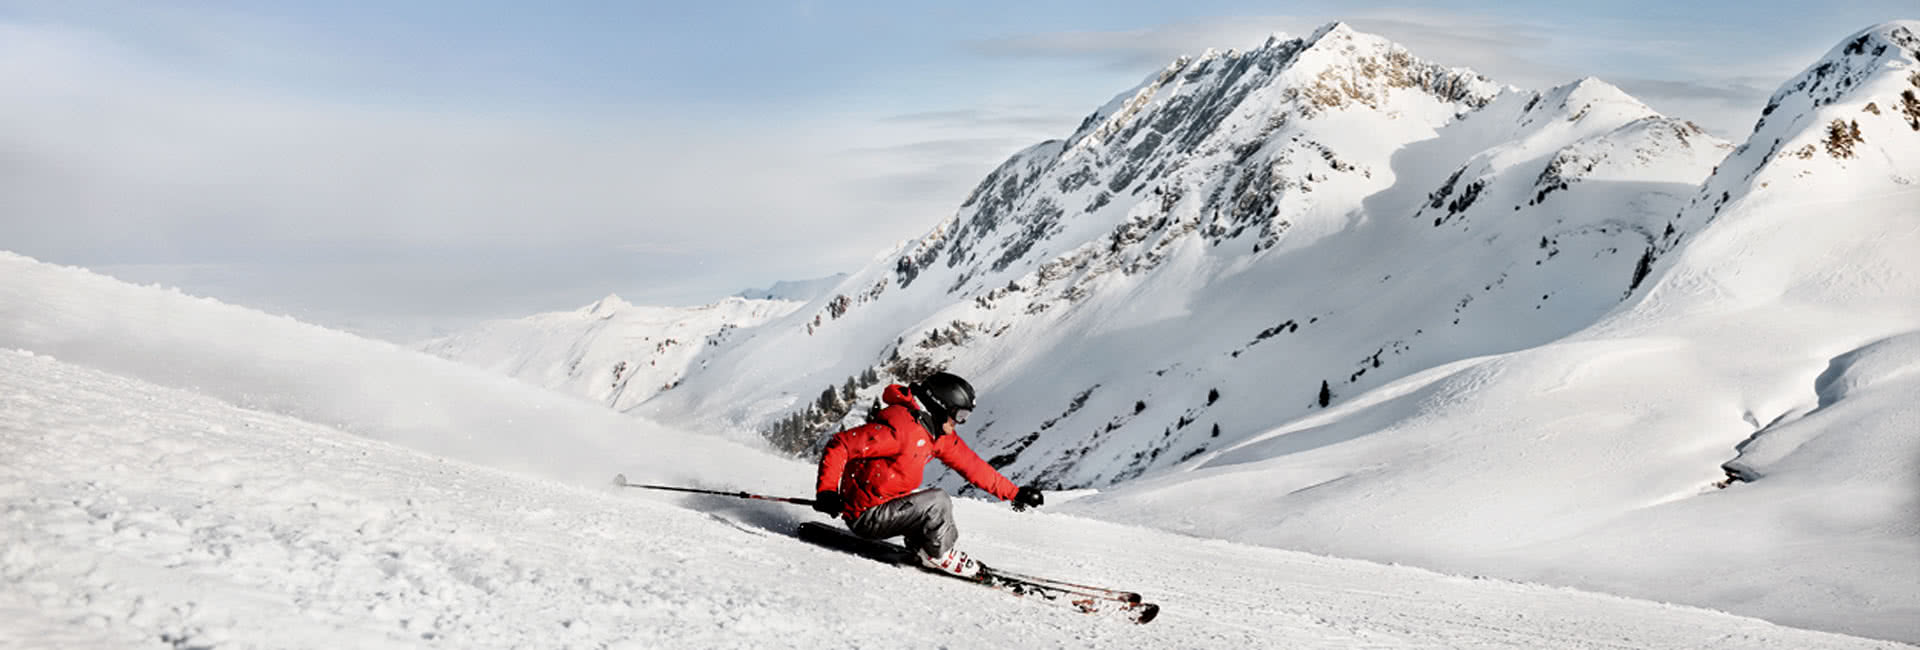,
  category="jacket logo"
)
[917,440,926,447]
